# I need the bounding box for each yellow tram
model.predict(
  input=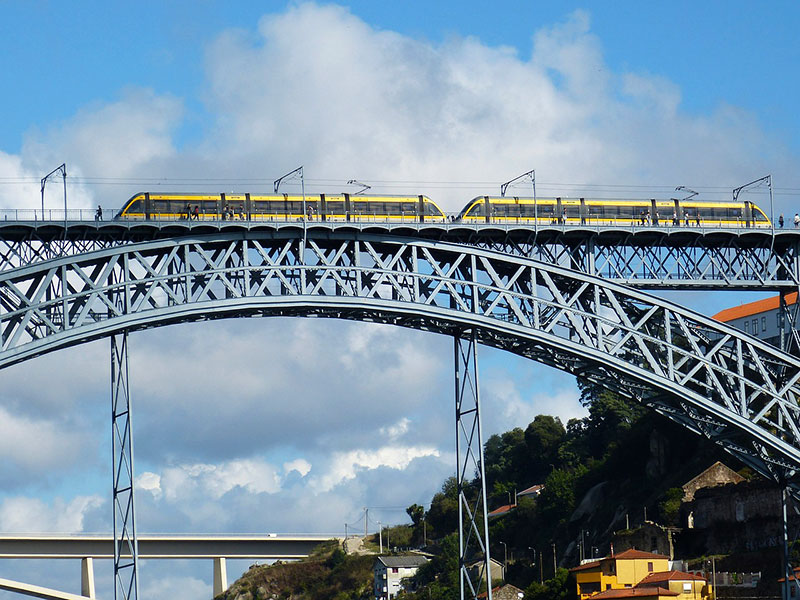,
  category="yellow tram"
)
[114,192,447,223]
[455,196,771,228]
